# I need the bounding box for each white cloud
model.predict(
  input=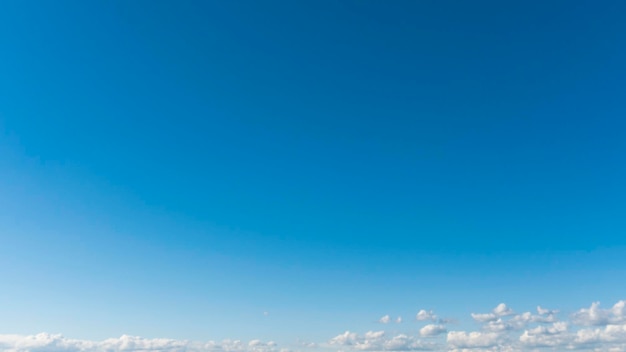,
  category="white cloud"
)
[481,319,513,333]
[576,324,626,344]
[519,321,570,348]
[471,304,514,324]
[572,301,626,326]
[379,315,392,324]
[299,341,317,348]
[481,311,558,333]
[4,300,626,352]
[329,331,437,351]
[537,306,558,316]
[377,315,402,324]
[328,331,358,346]
[470,313,498,323]
[0,334,280,352]
[370,300,625,351]
[446,331,502,349]
[492,304,513,317]
[419,325,447,337]
[416,310,437,322]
